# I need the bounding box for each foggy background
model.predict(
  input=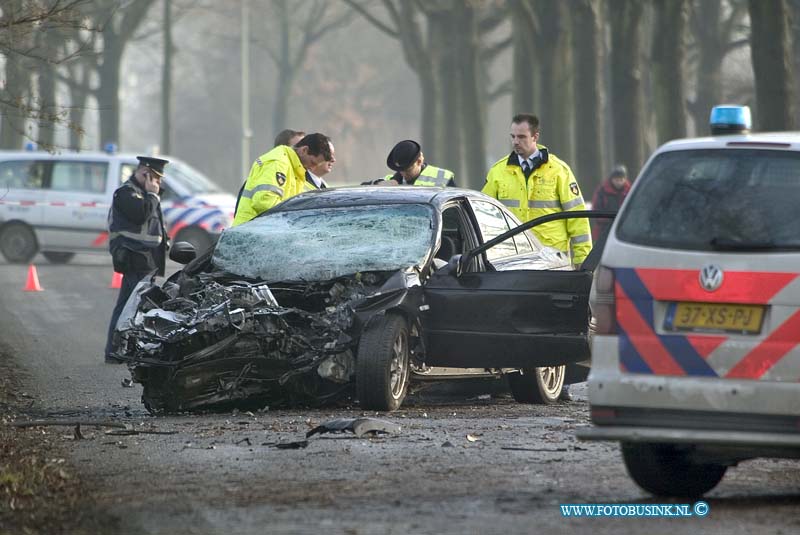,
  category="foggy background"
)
[1,0,798,195]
